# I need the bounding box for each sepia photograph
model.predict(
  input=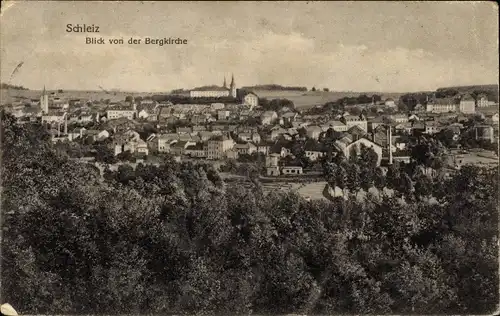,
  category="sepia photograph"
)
[0,1,499,315]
